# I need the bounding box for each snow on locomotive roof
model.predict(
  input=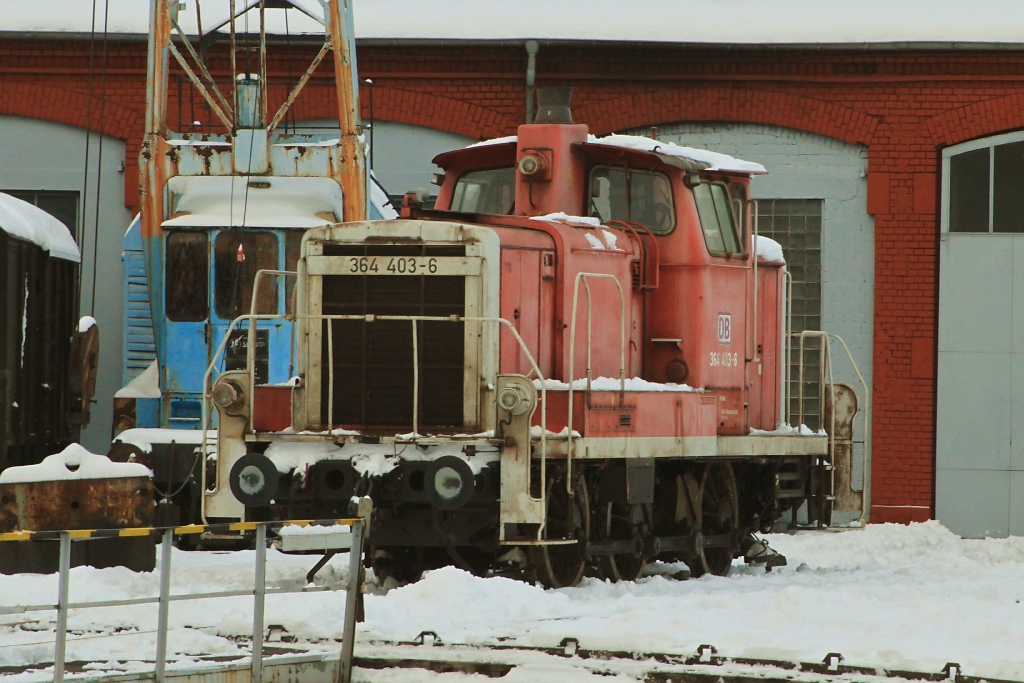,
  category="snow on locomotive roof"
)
[589,135,767,174]
[467,134,765,175]
[0,192,80,262]
[163,176,345,229]
[0,443,151,484]
[6,1,1024,47]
